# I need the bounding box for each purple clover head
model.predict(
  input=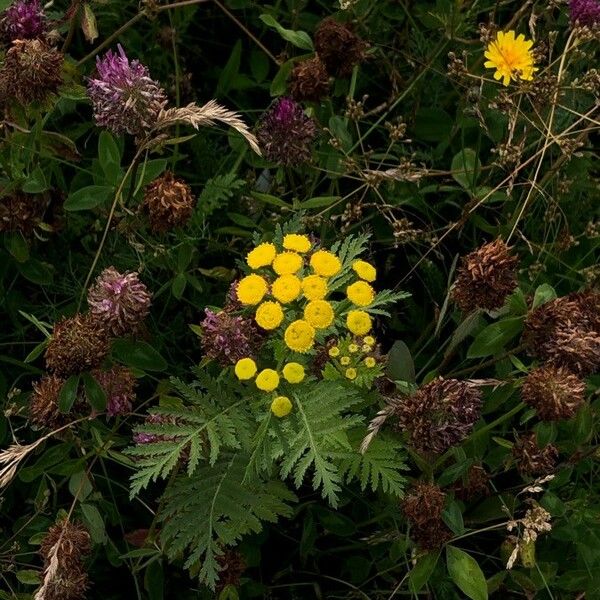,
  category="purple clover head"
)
[87,44,168,136]
[93,366,137,417]
[256,97,317,167]
[1,0,46,42]
[569,0,600,25]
